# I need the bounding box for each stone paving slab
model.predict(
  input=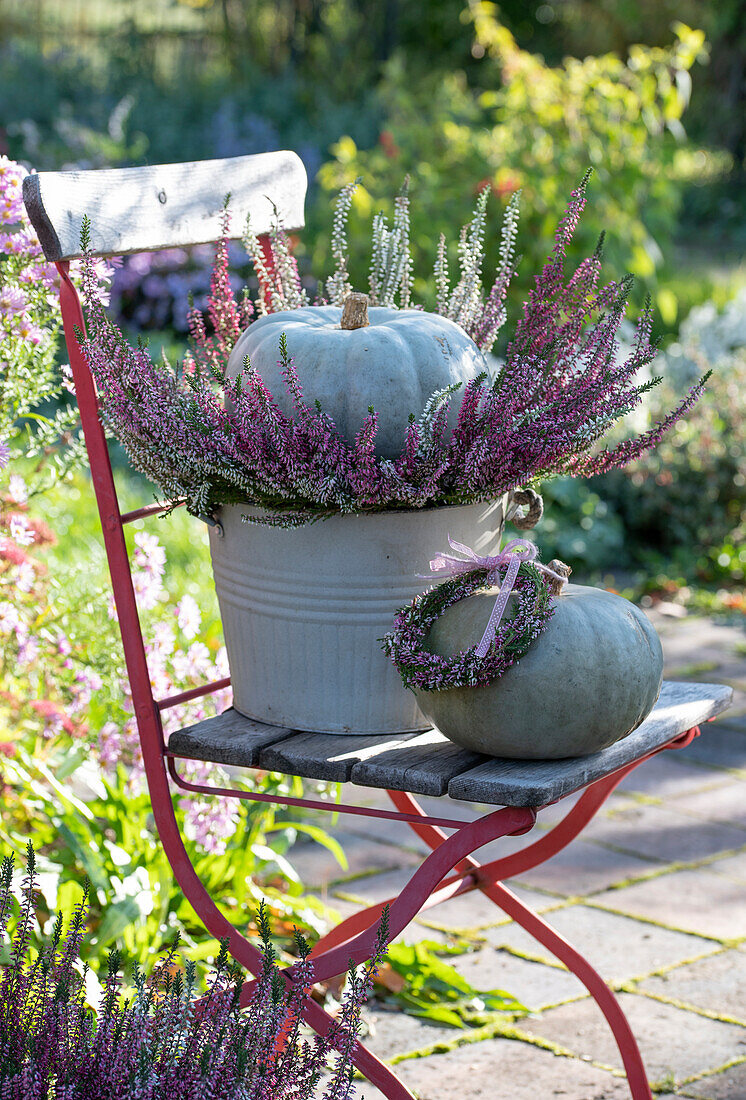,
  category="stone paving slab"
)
[361,1034,633,1099]
[288,829,421,889]
[444,944,585,1010]
[614,752,733,799]
[510,837,660,896]
[637,947,746,1021]
[363,1009,457,1063]
[663,781,746,829]
[709,850,746,885]
[579,801,746,863]
[521,992,746,1082]
[484,905,717,983]
[673,724,746,772]
[335,868,552,930]
[680,1059,746,1098]
[593,867,746,941]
